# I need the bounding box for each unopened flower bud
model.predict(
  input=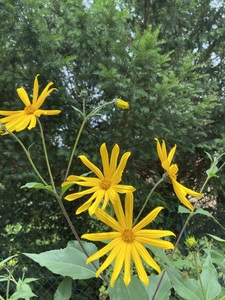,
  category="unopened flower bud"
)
[185,236,197,249]
[115,98,129,109]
